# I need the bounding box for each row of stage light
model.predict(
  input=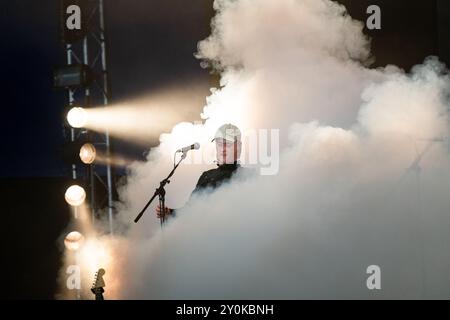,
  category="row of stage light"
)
[63,106,94,252]
[63,105,97,209]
